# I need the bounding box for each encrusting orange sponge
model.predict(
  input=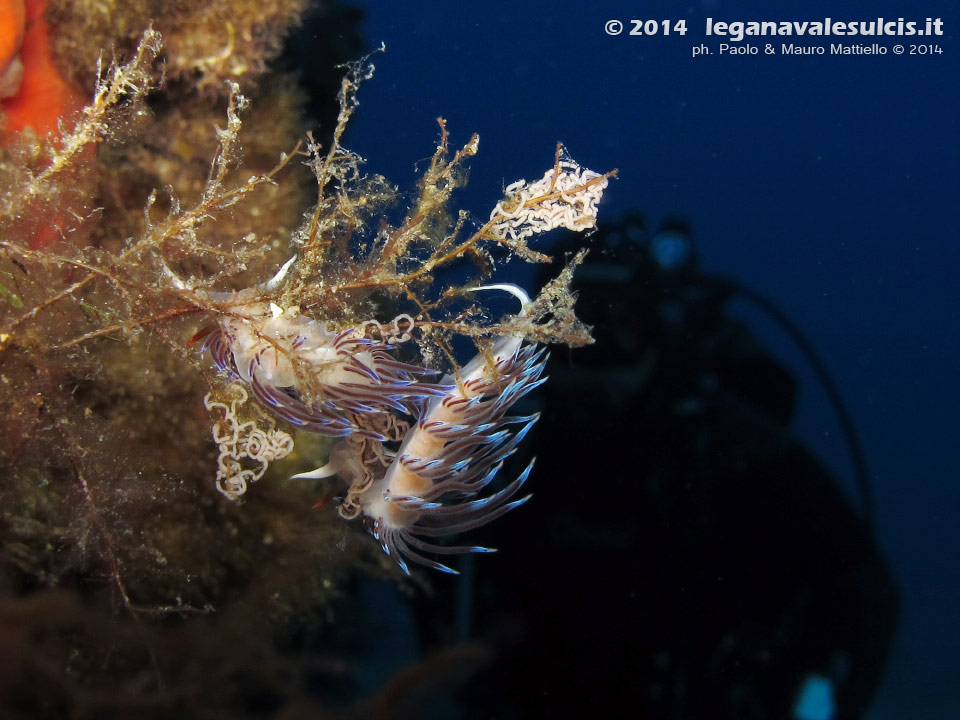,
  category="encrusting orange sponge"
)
[1,0,85,136]
[1,0,95,249]
[0,0,26,99]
